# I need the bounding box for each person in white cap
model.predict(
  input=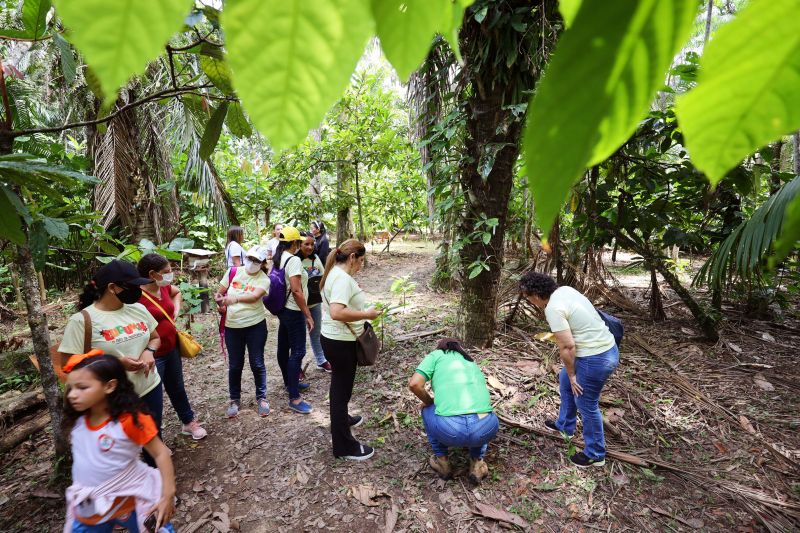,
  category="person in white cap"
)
[215,246,271,419]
